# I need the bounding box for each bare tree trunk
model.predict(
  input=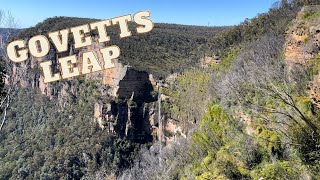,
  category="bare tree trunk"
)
[0,10,20,132]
